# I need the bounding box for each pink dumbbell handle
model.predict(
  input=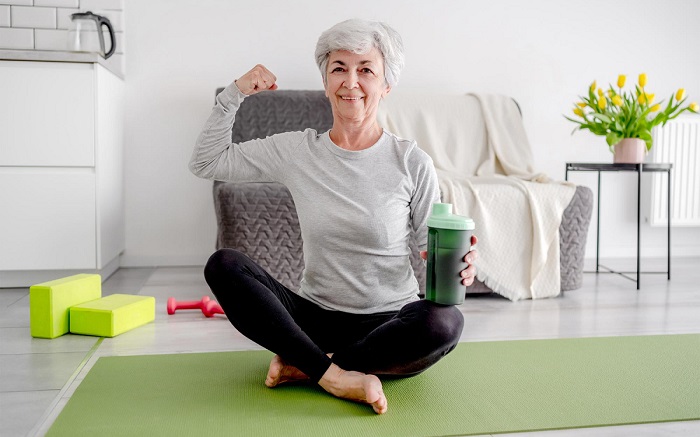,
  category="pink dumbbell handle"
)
[167,296,210,315]
[203,300,225,318]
